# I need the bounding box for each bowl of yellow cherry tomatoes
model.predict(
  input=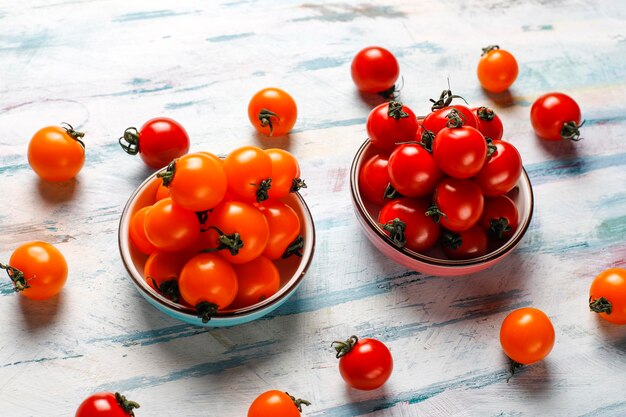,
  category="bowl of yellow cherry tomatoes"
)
[118,146,315,326]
